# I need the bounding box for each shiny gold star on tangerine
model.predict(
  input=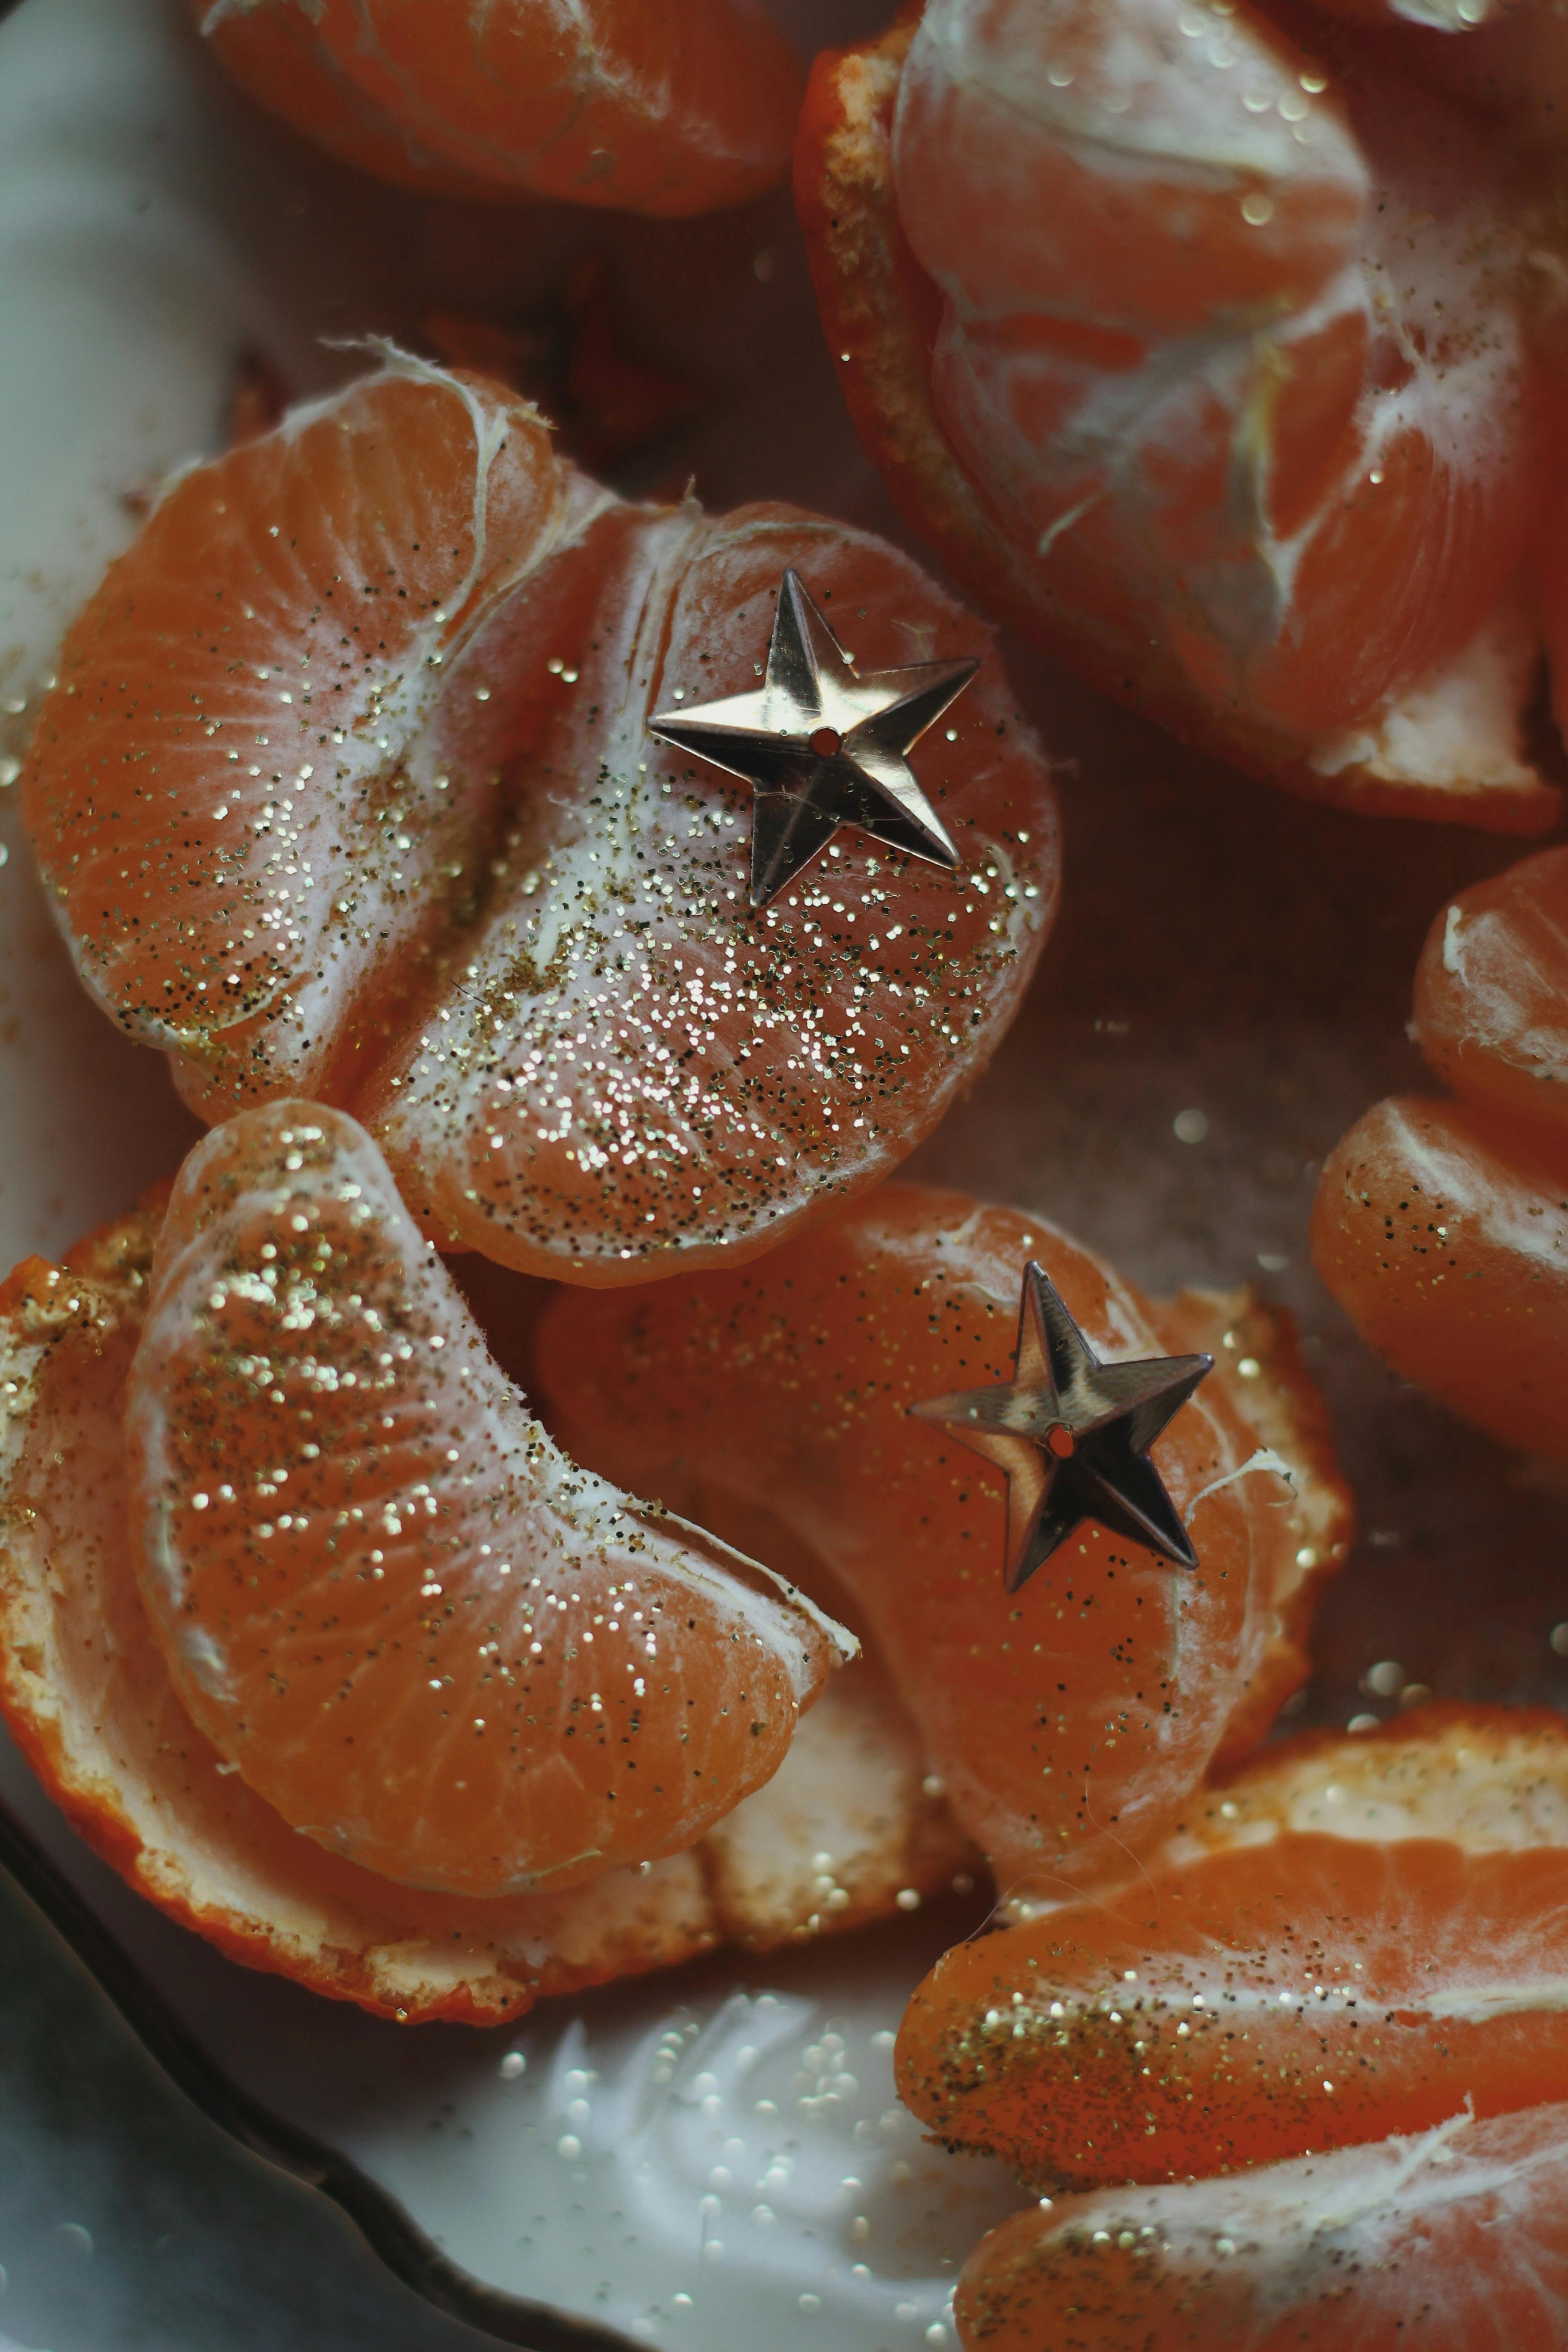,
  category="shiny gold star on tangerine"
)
[647,567,977,906]
[910,1262,1213,1593]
